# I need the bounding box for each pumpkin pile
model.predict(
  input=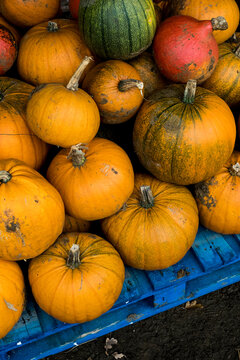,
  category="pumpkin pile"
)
[0,0,239,339]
